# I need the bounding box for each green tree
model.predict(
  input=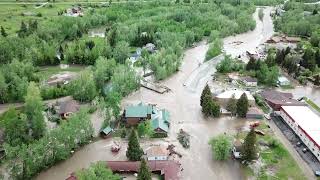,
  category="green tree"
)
[202,94,220,117]
[2,108,29,146]
[226,94,237,116]
[17,21,28,38]
[200,84,211,106]
[111,64,140,97]
[137,121,154,137]
[209,134,232,160]
[71,70,97,102]
[76,161,121,180]
[1,26,7,37]
[236,93,249,118]
[112,41,130,64]
[137,159,152,180]
[94,57,116,91]
[24,82,45,139]
[241,128,257,161]
[126,129,143,161]
[0,72,7,103]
